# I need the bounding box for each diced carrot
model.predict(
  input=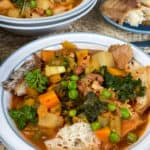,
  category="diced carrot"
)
[95,127,111,142]
[41,50,55,62]
[67,4,73,10]
[76,50,89,66]
[49,74,61,84]
[37,105,48,118]
[108,67,126,77]
[38,91,60,109]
